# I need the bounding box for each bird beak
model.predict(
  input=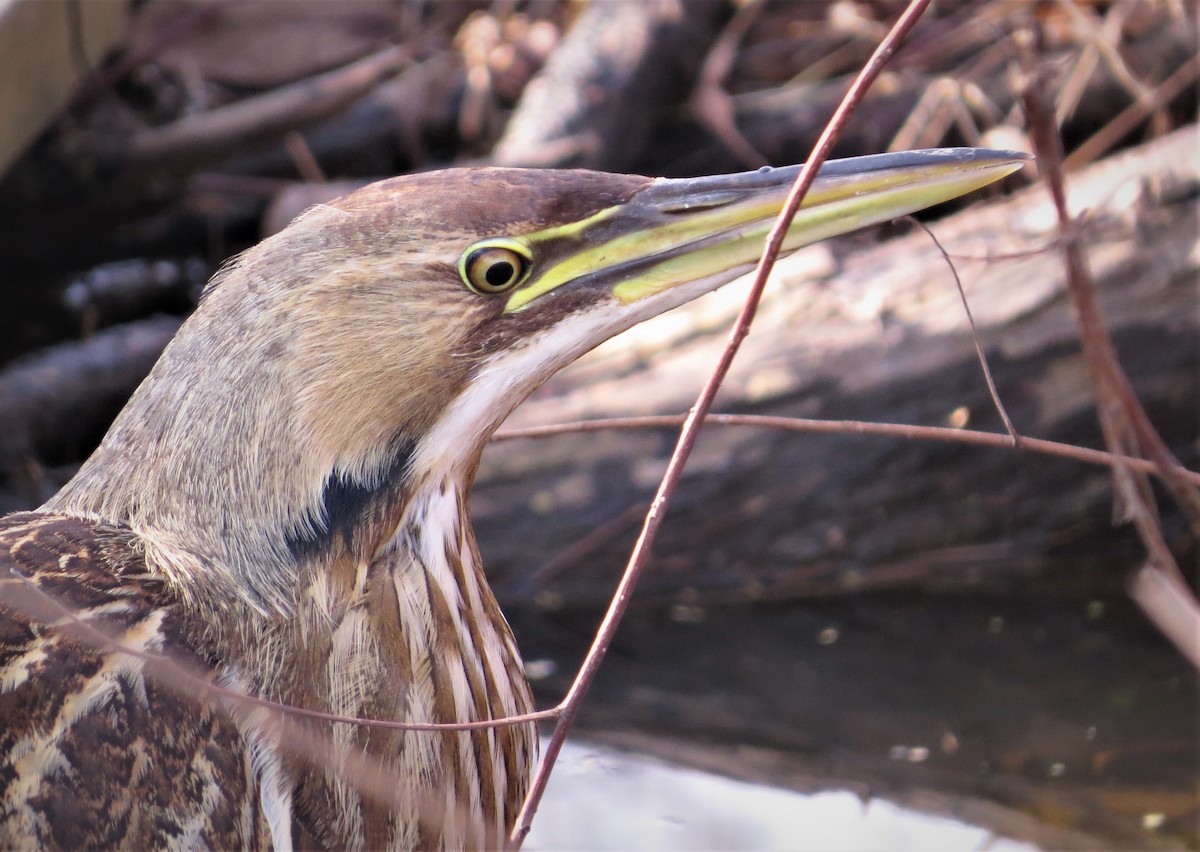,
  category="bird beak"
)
[503,148,1028,313]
